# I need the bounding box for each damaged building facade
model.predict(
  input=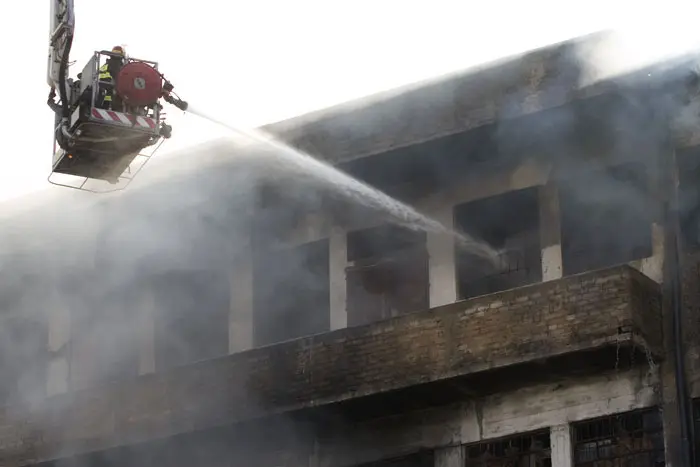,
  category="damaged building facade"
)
[1,31,700,466]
